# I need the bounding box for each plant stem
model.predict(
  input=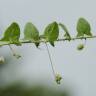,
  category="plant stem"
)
[45,43,56,78]
[9,45,16,56]
[0,36,96,46]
